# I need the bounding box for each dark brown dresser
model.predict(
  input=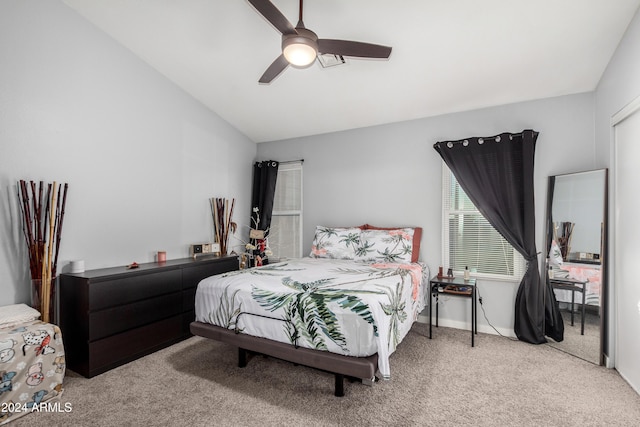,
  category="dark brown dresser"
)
[59,255,238,378]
